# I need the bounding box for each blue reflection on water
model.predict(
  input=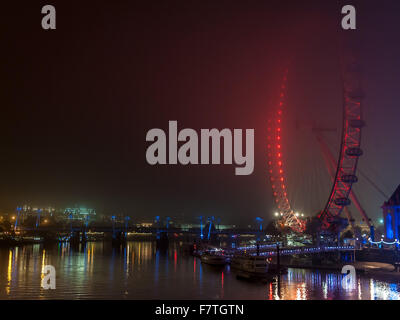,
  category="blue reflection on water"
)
[154,250,160,284]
